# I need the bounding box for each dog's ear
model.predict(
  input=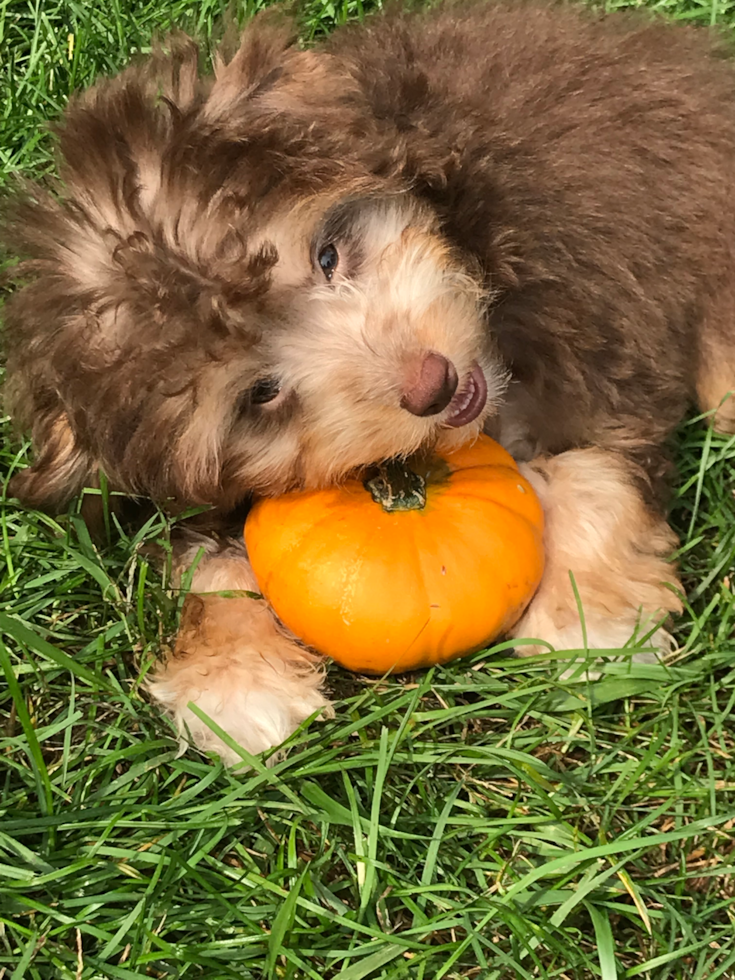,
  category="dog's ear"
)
[50,33,203,221]
[210,8,300,104]
[206,9,356,124]
[8,412,96,512]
